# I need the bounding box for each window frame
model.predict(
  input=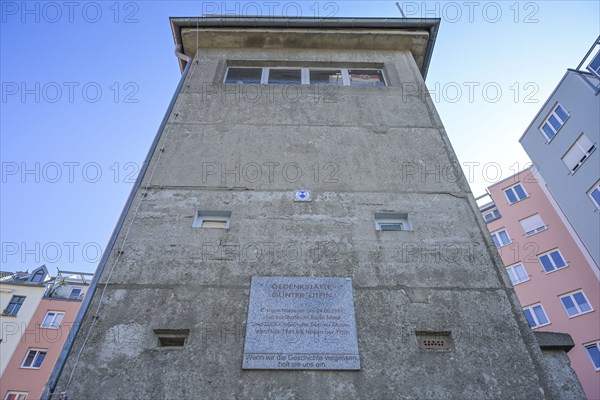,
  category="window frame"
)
[193,210,232,229]
[503,183,528,204]
[20,349,47,369]
[522,303,551,329]
[483,208,501,223]
[587,181,600,209]
[491,229,511,248]
[562,133,597,174]
[519,213,547,237]
[40,311,65,329]
[224,66,387,87]
[587,51,600,77]
[4,295,26,316]
[559,290,594,318]
[506,263,529,285]
[539,103,569,142]
[537,249,567,273]
[374,212,413,232]
[3,392,28,400]
[584,341,600,371]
